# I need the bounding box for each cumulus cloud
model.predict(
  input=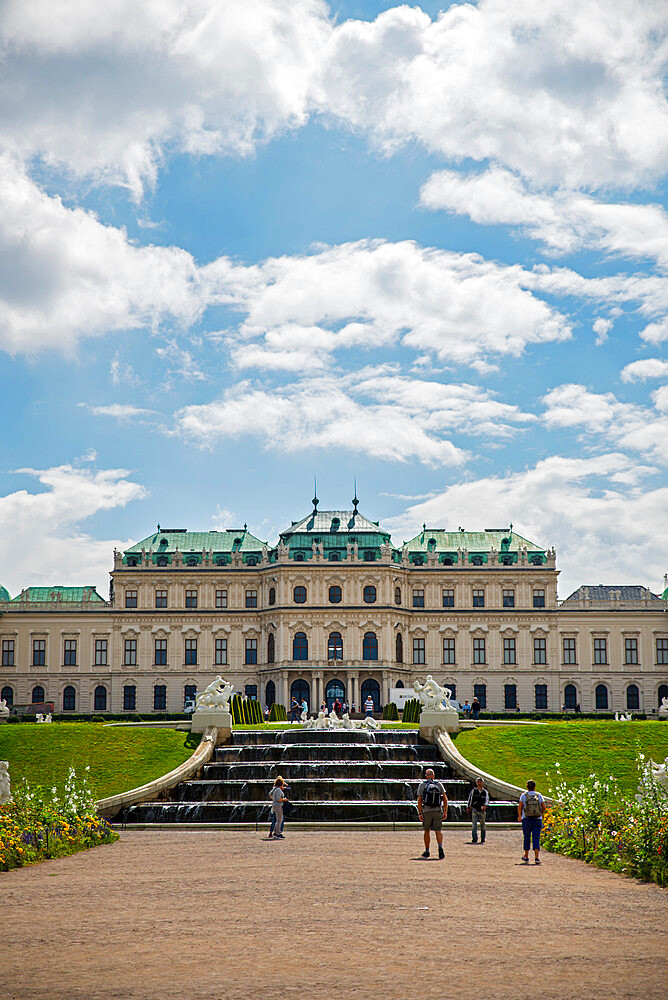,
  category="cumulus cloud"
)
[640,320,668,344]
[384,453,668,597]
[420,167,668,268]
[620,358,668,382]
[0,462,146,595]
[542,383,668,463]
[83,404,159,420]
